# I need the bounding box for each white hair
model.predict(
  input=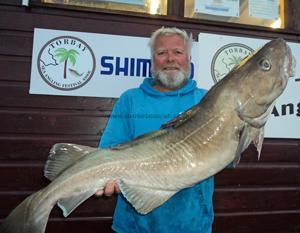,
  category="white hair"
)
[148,27,193,61]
